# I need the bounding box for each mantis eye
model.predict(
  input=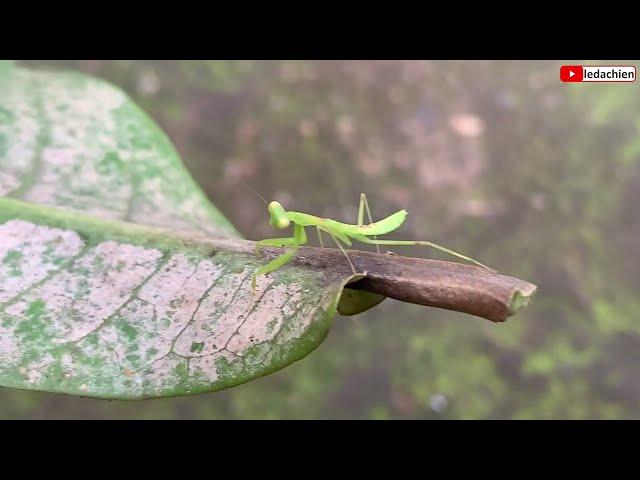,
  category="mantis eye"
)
[276,217,290,229]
